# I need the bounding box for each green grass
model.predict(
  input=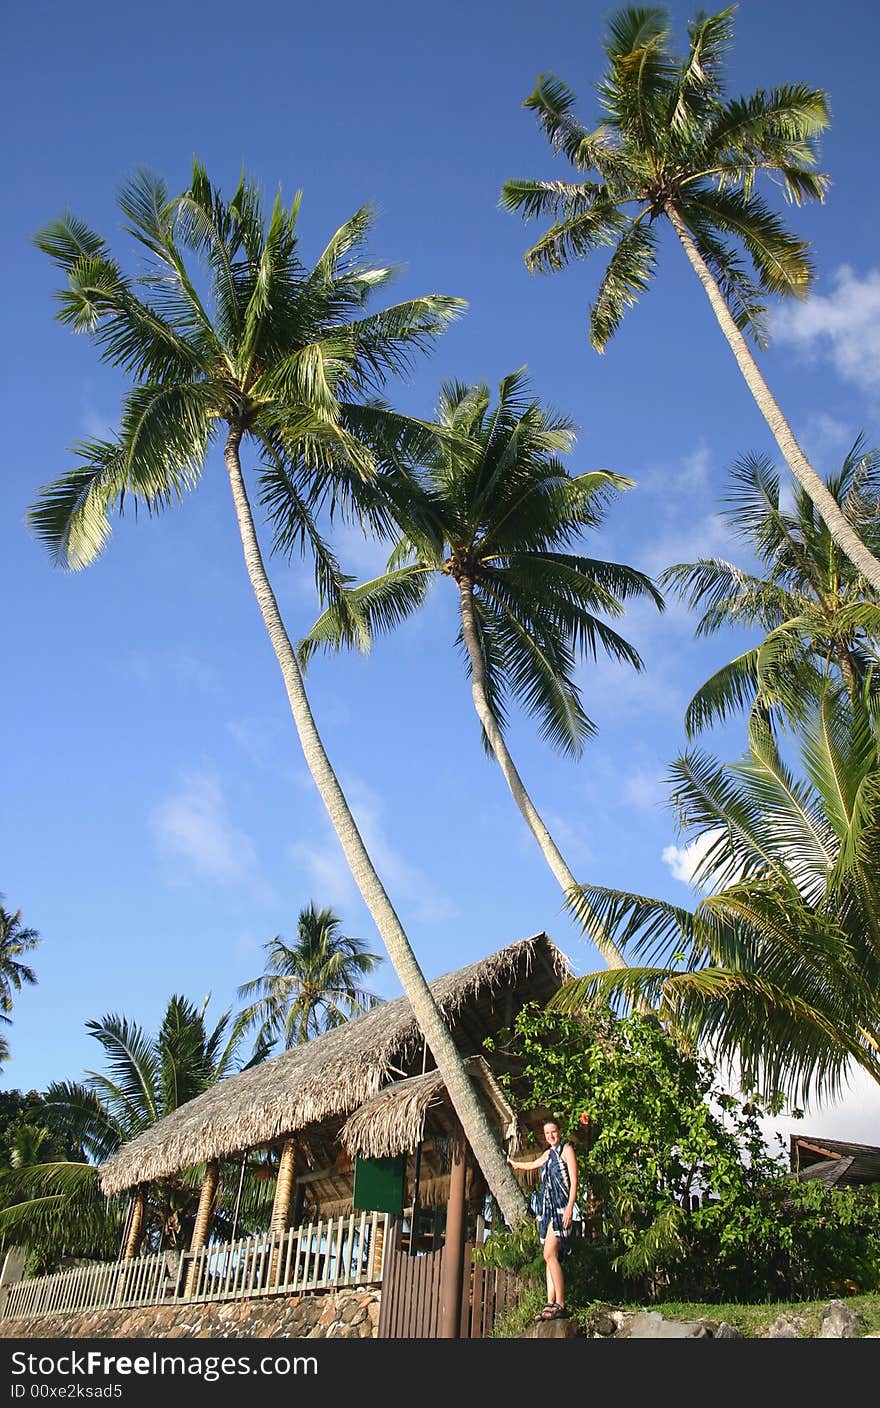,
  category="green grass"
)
[495,1286,880,1338]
